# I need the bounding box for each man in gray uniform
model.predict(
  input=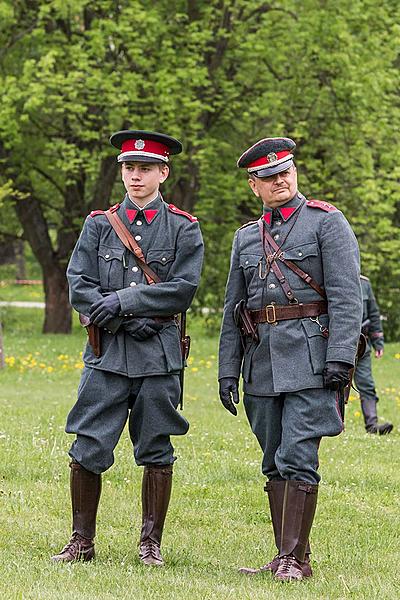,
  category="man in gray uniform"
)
[355,275,393,434]
[218,137,362,581]
[52,130,204,566]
